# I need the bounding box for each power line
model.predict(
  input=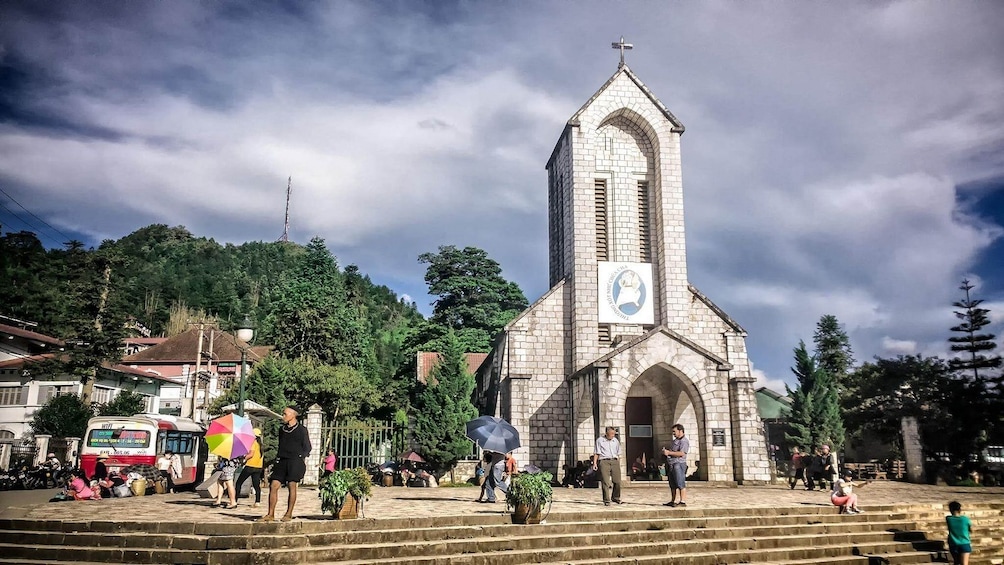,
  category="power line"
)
[0,186,76,243]
[0,200,63,247]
